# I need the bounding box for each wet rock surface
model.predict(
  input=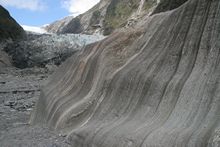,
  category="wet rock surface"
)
[0,67,71,147]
